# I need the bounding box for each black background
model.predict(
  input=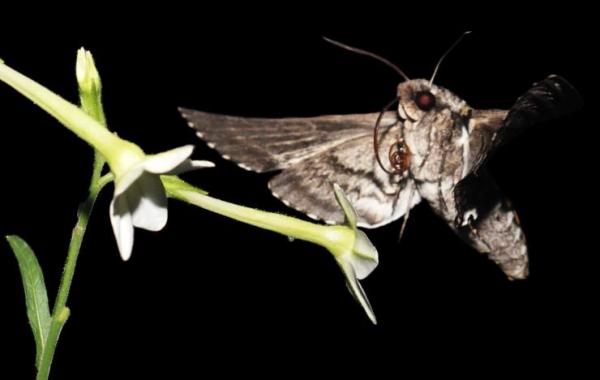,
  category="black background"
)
[0,7,595,378]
